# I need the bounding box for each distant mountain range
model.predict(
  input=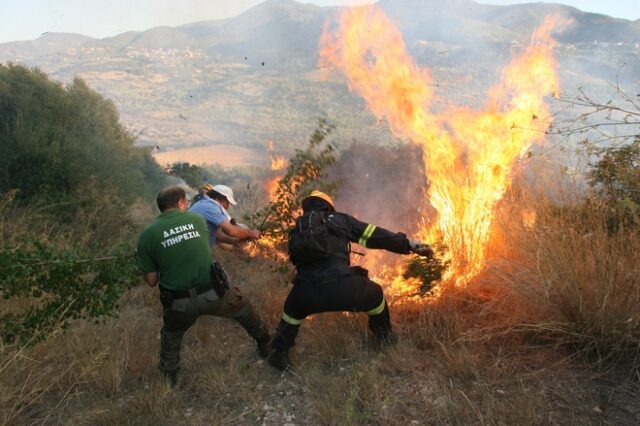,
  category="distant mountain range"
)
[1,0,638,157]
